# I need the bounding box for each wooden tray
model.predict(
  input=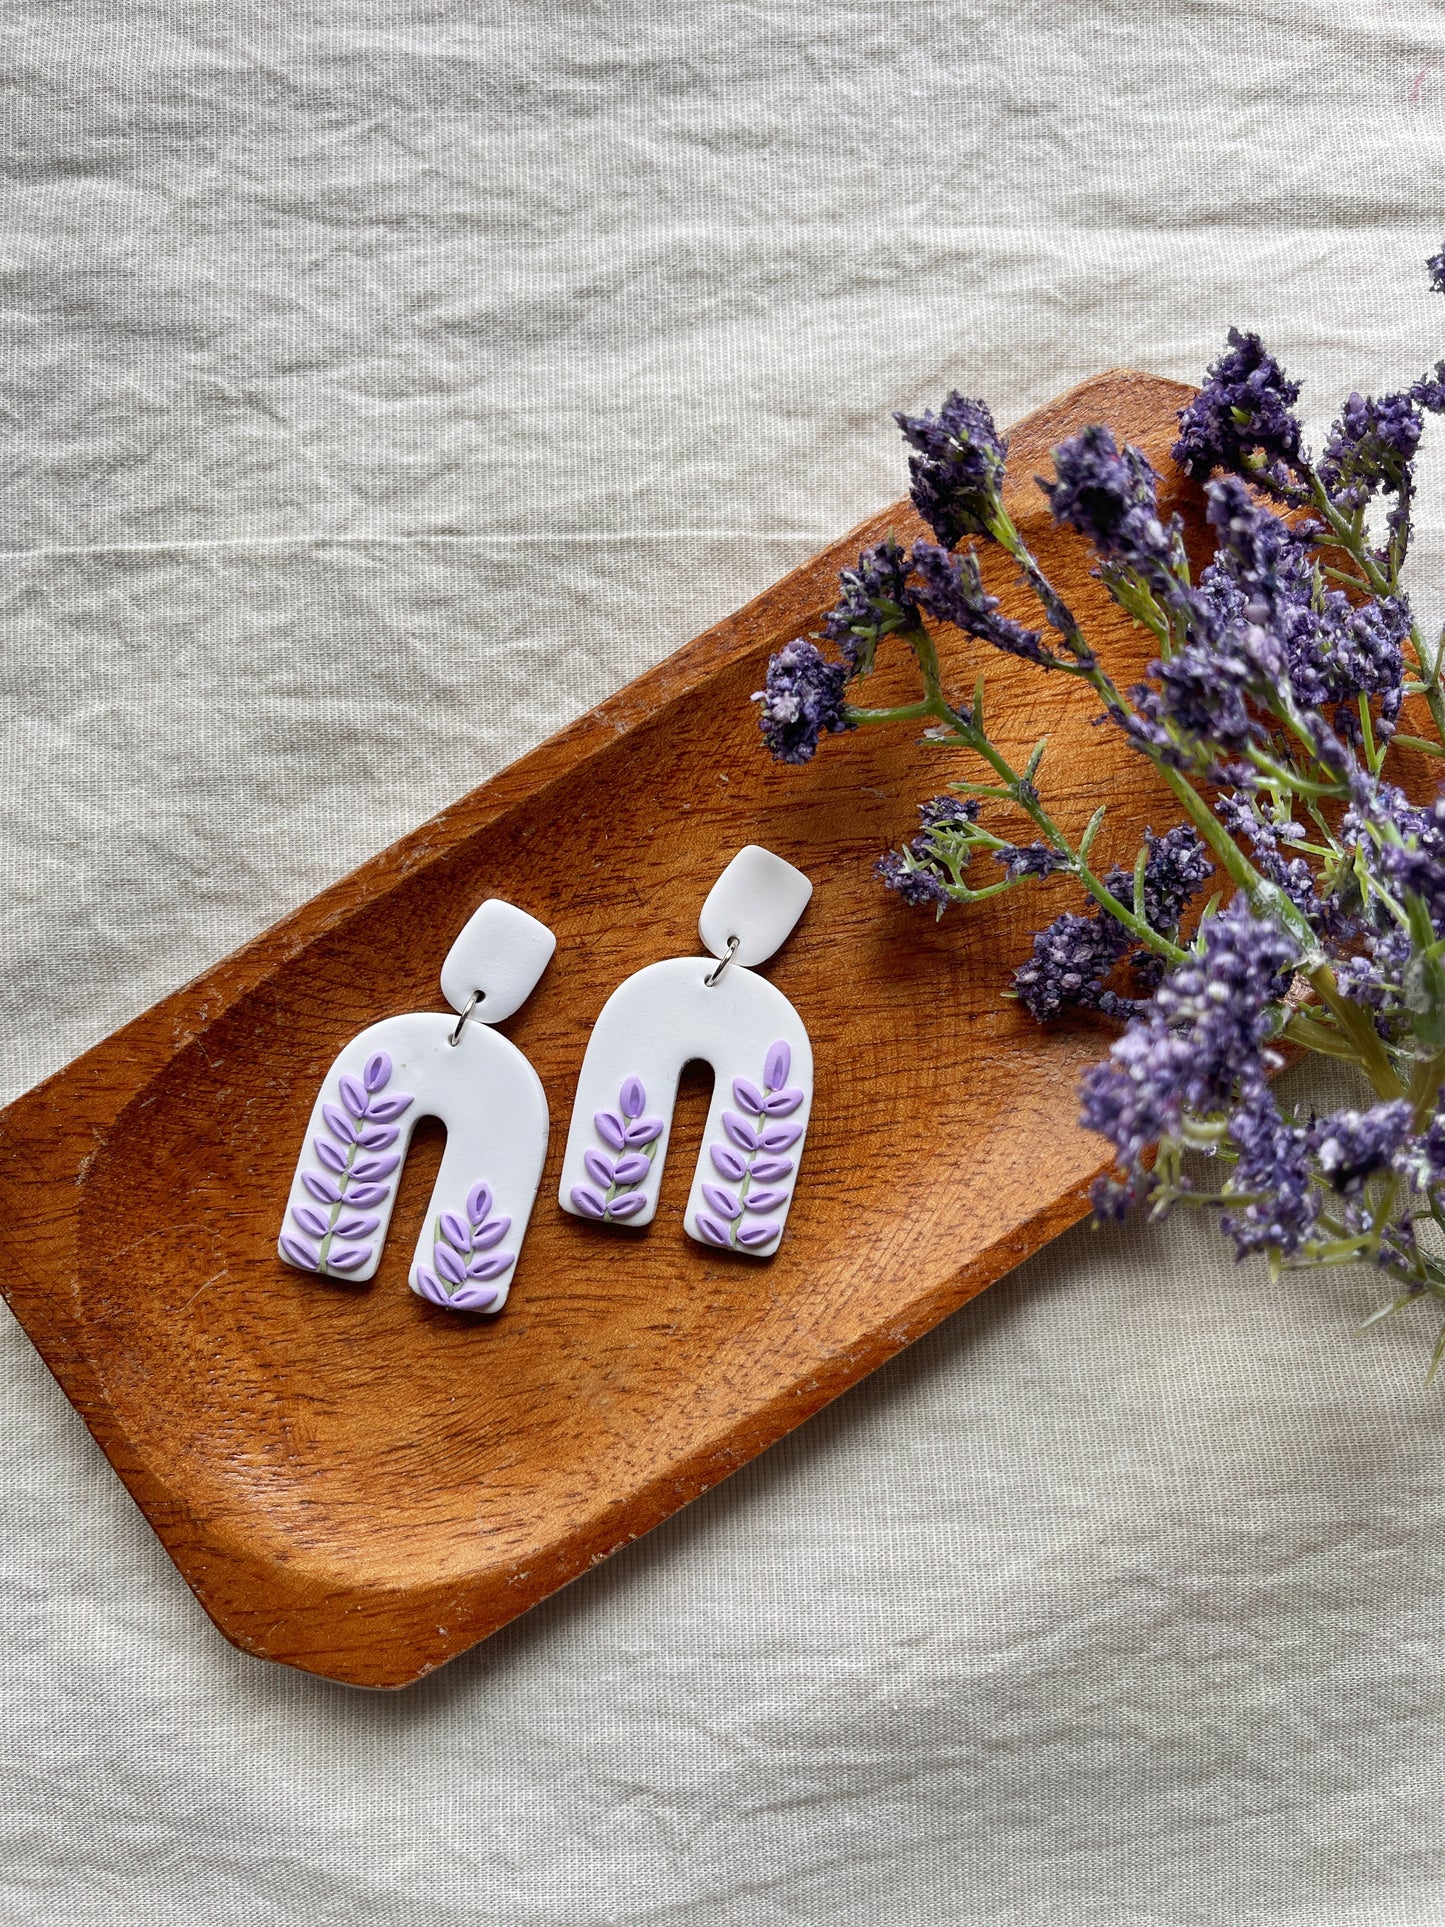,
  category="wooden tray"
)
[0,372,1204,1688]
